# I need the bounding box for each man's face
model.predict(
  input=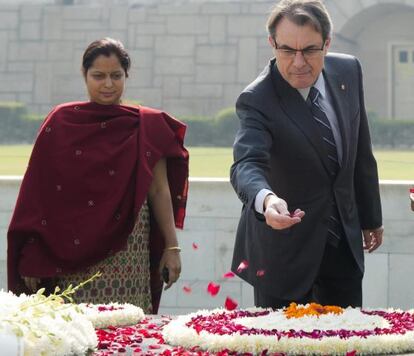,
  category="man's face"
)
[269,17,330,89]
